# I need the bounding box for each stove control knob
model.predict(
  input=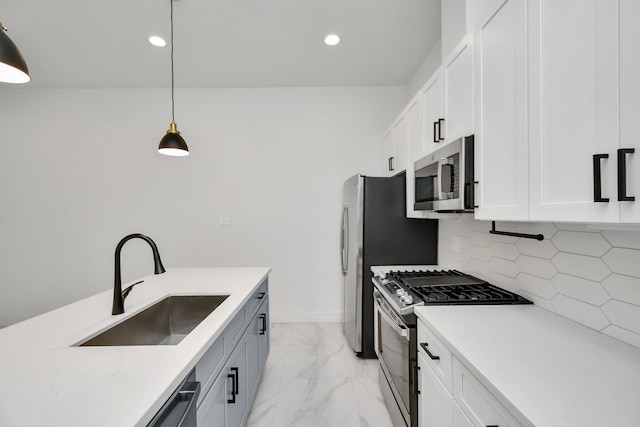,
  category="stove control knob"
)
[396,289,404,296]
[404,296,414,305]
